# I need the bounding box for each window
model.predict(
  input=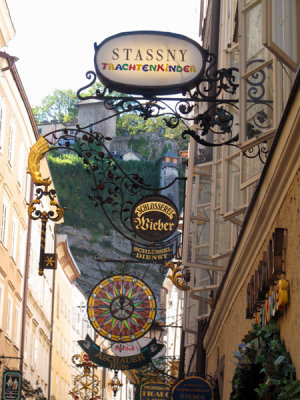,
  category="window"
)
[24,322,29,360]
[56,373,59,400]
[13,305,21,346]
[1,195,10,248]
[18,228,26,275]
[0,96,6,150]
[56,330,60,352]
[17,142,25,189]
[262,0,299,71]
[5,294,13,338]
[25,168,32,204]
[34,337,39,369]
[239,0,275,184]
[7,118,16,168]
[56,286,60,318]
[0,280,4,329]
[10,214,18,262]
[61,335,64,358]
